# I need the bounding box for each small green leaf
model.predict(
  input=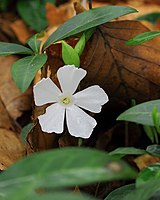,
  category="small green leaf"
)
[62,41,80,67]
[137,12,160,25]
[105,184,135,200]
[20,123,33,144]
[11,54,47,93]
[136,163,160,188]
[117,99,160,126]
[43,6,137,49]
[126,31,160,45]
[146,145,160,157]
[26,35,42,53]
[74,33,86,56]
[143,125,158,143]
[109,147,146,159]
[0,42,33,56]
